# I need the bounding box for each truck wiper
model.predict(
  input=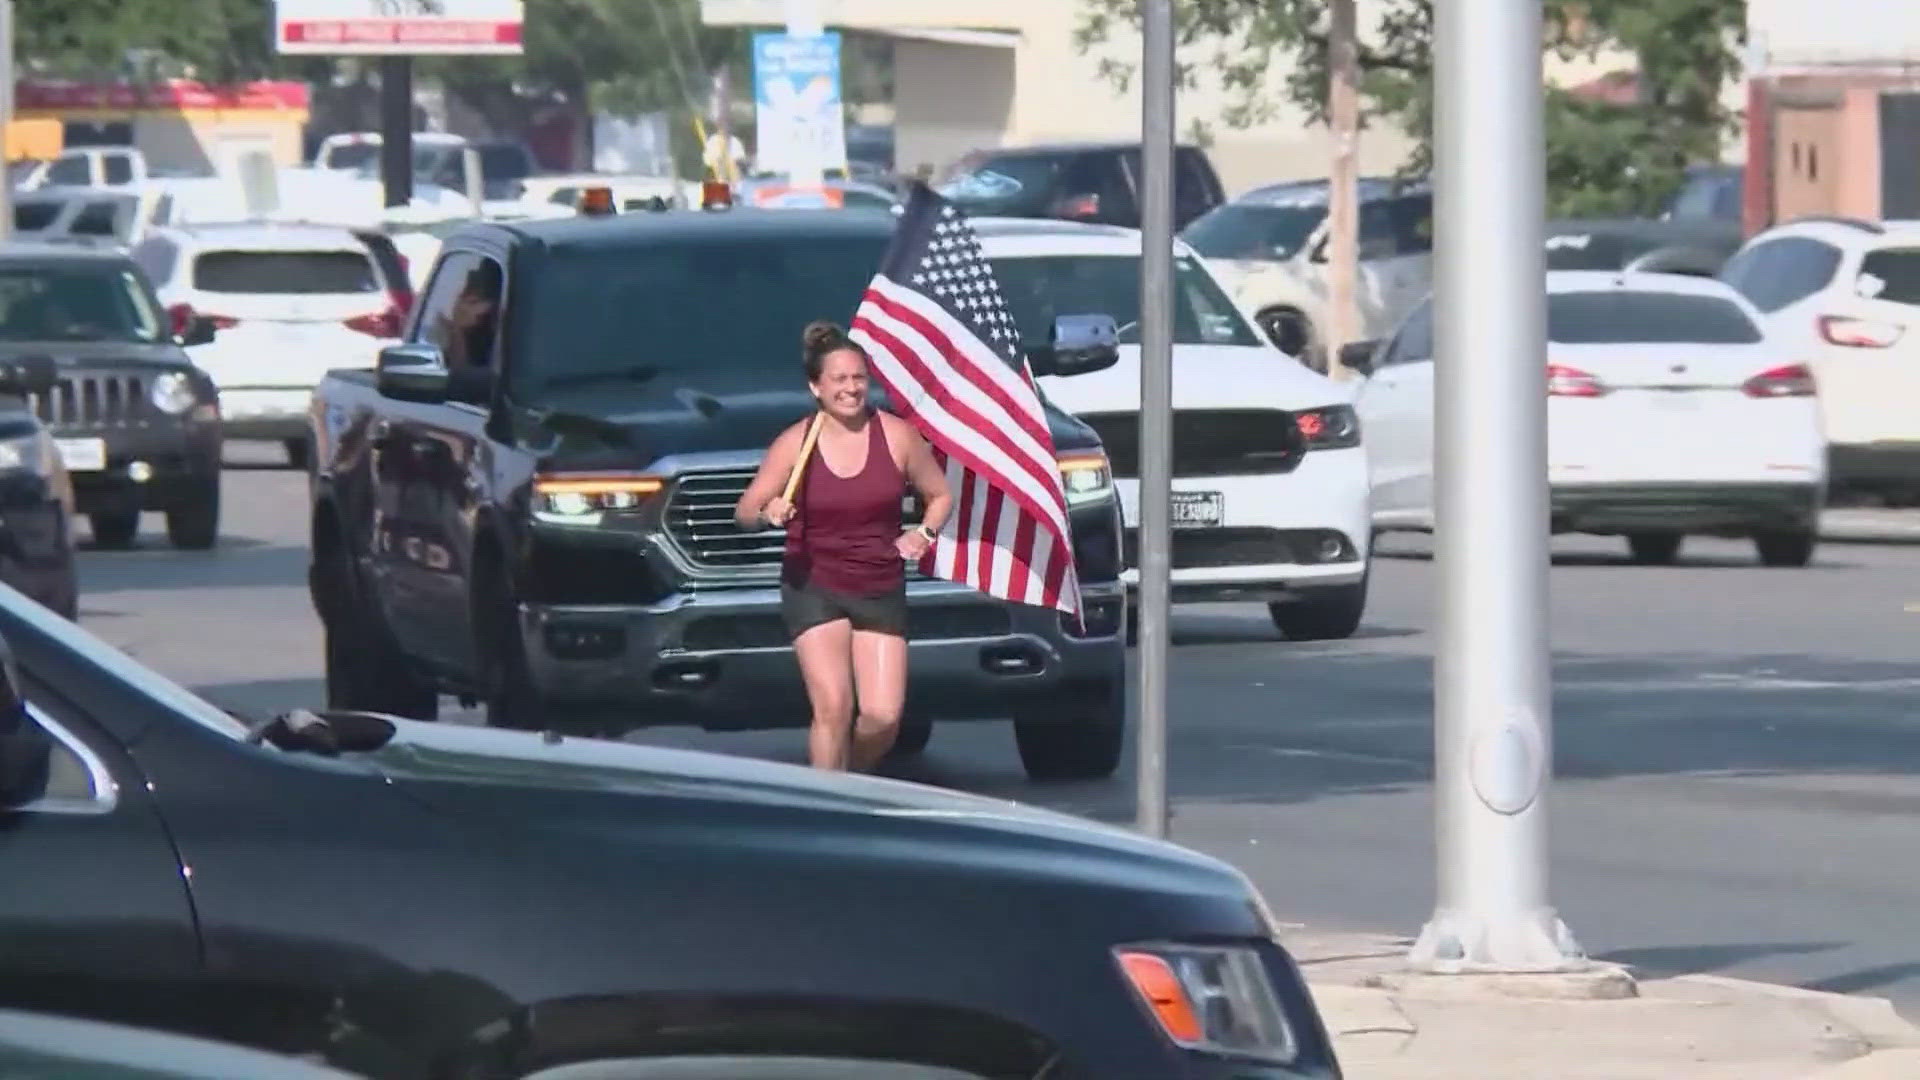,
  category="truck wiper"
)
[539,364,664,391]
